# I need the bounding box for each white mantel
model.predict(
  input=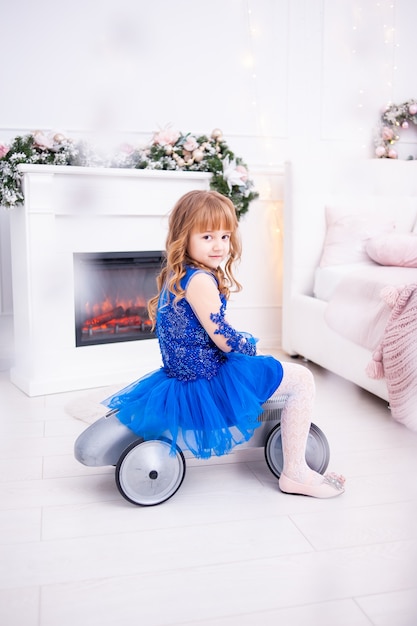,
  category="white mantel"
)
[9,165,211,396]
